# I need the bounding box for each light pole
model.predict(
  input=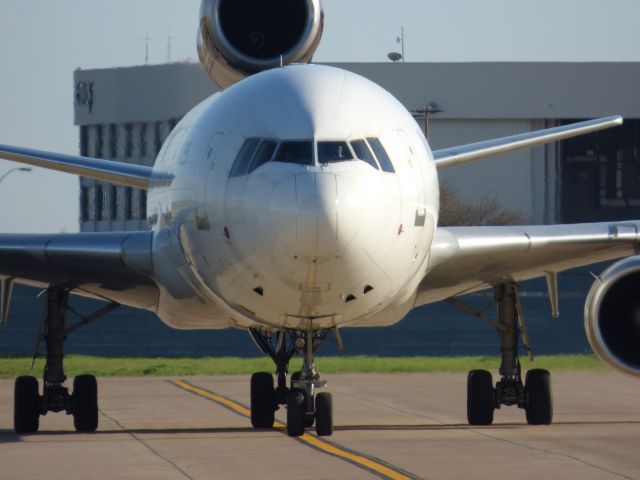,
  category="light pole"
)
[0,167,32,184]
[388,26,406,62]
[411,103,443,140]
